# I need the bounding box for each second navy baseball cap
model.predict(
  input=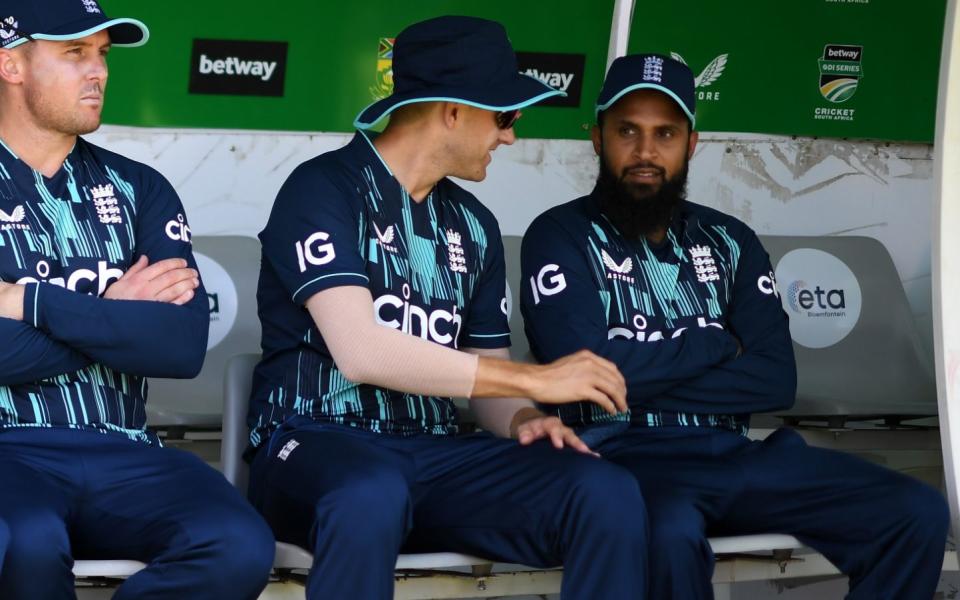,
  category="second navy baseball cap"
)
[0,0,148,50]
[596,53,697,128]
